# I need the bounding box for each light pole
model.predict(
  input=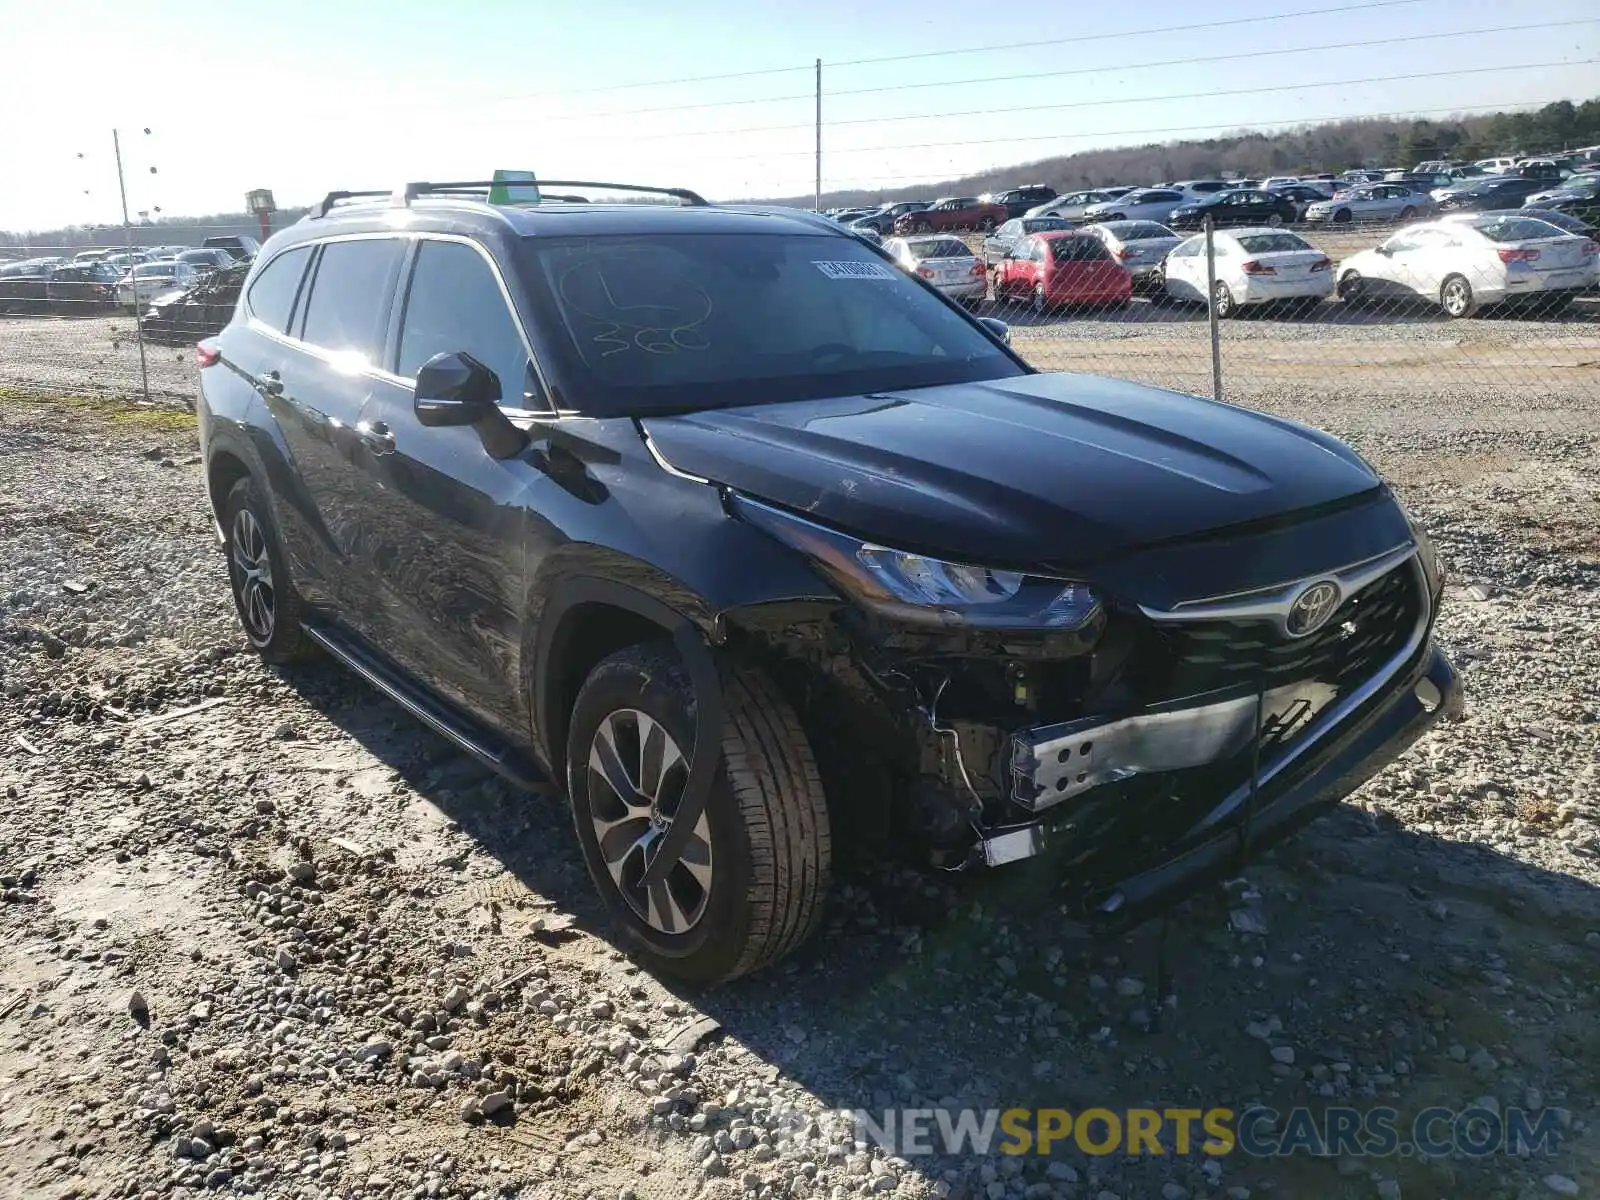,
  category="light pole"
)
[110,128,152,404]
